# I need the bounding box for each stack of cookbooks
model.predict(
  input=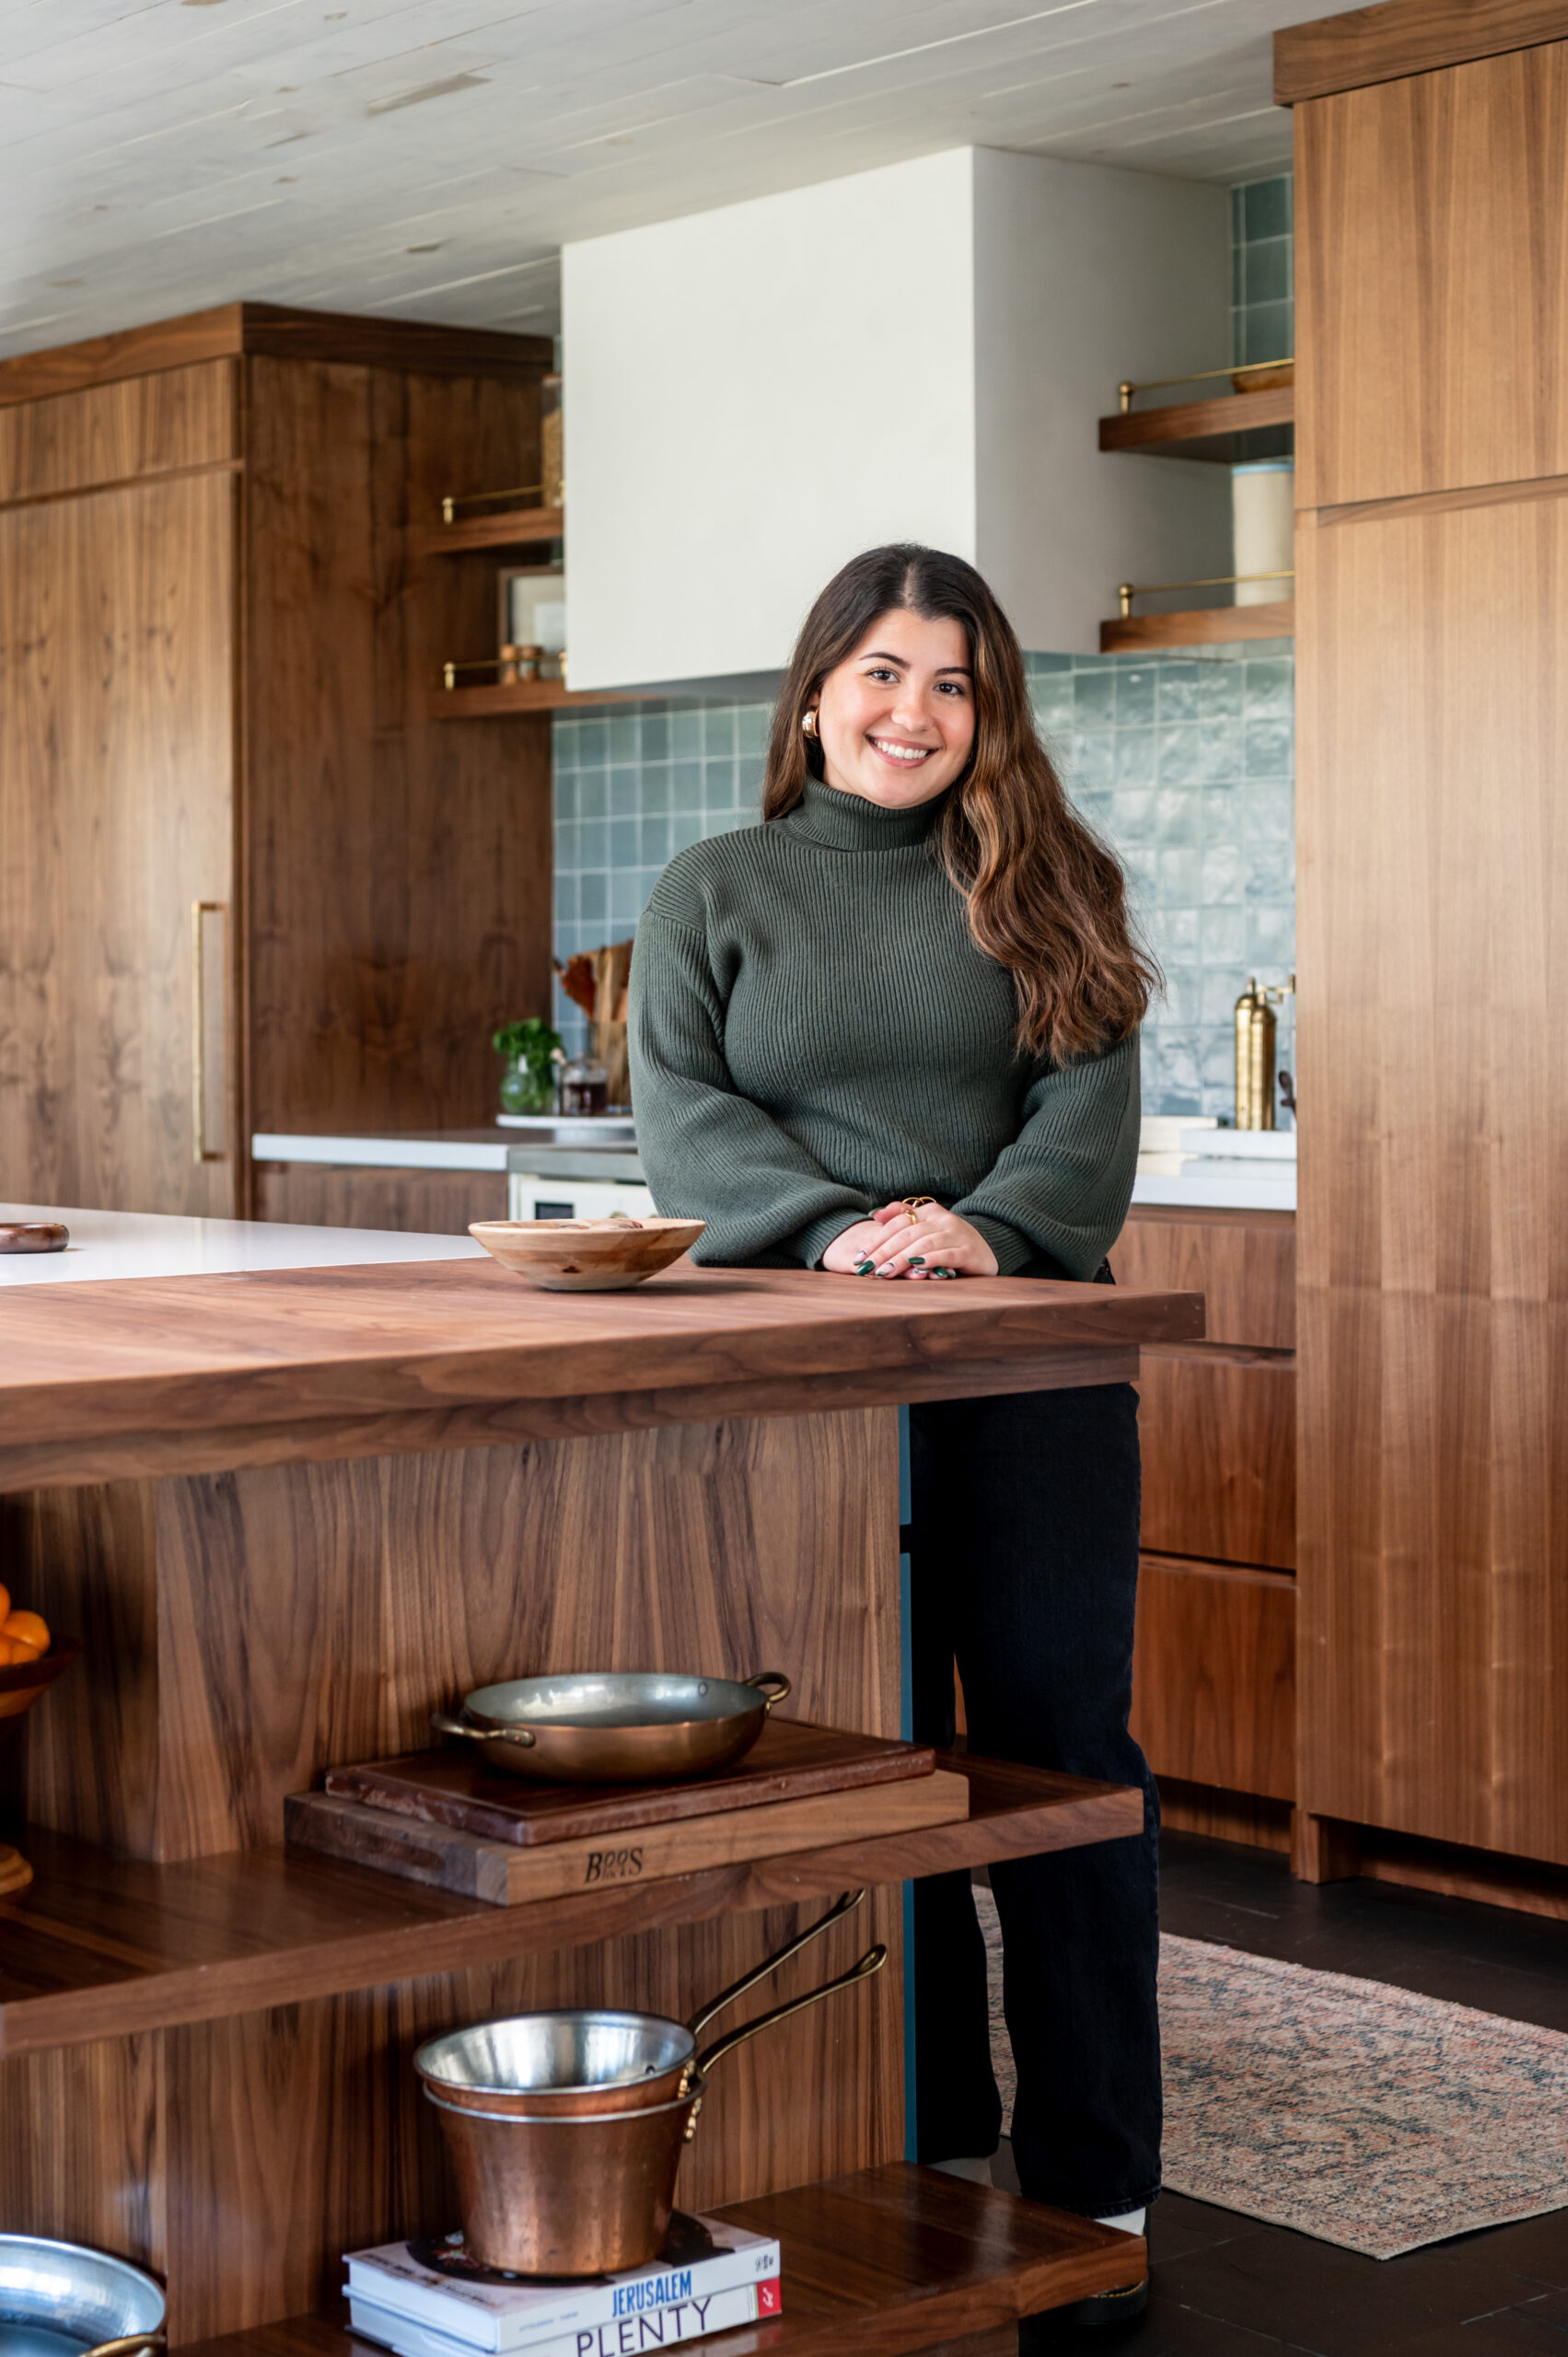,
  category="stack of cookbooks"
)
[344,2212,784,2357]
